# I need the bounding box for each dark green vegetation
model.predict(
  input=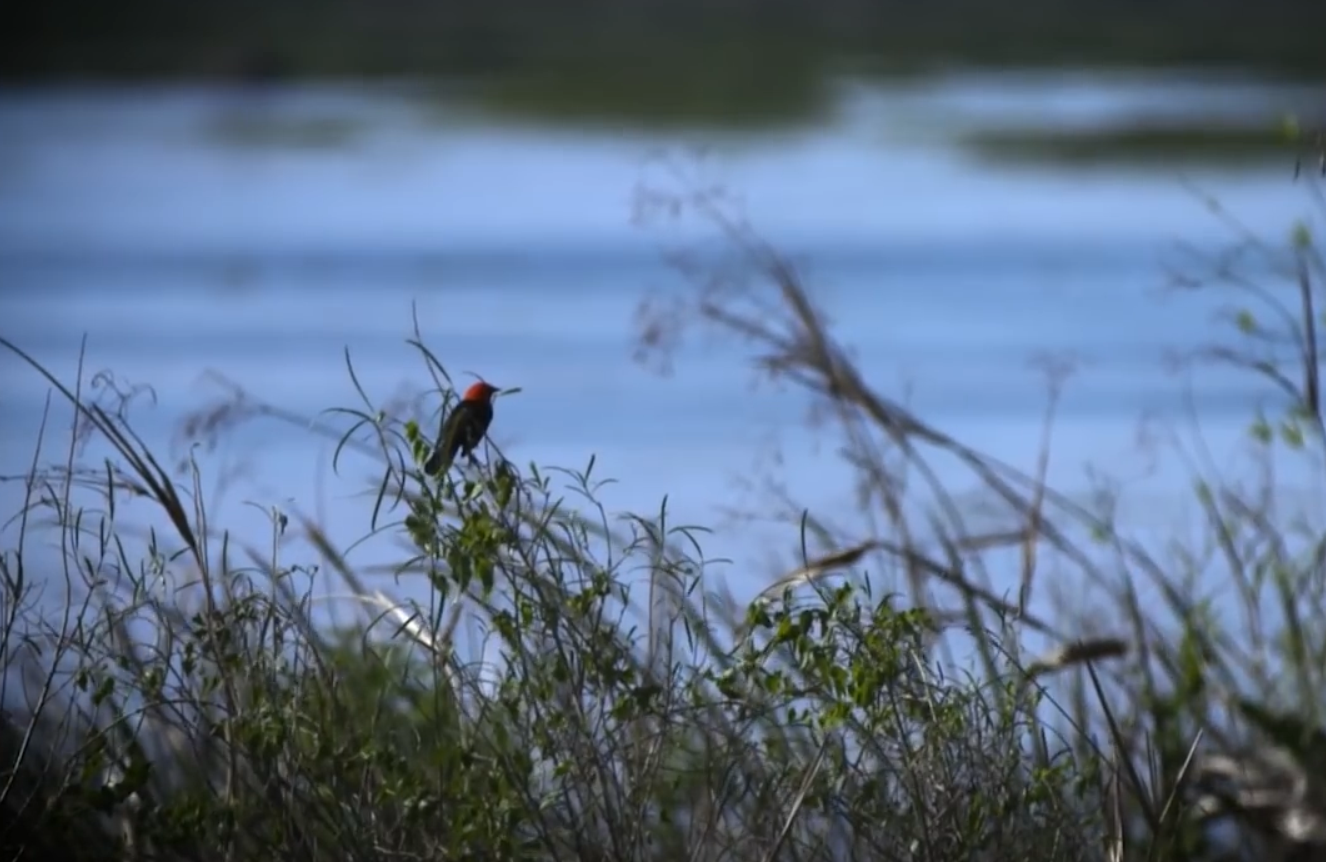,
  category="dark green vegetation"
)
[962,124,1311,167]
[4,0,1326,131]
[1,163,1324,860]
